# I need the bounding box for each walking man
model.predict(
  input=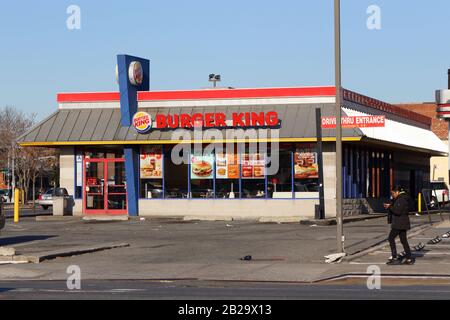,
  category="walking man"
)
[383,186,415,265]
